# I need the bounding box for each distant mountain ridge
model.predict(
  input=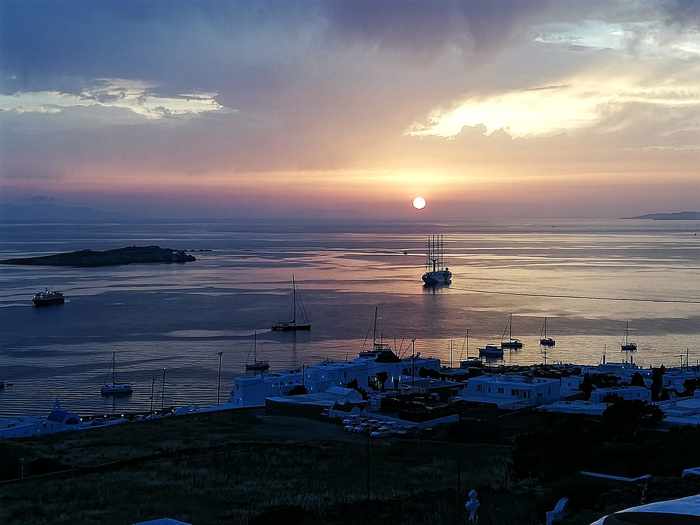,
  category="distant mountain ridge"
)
[626,211,700,220]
